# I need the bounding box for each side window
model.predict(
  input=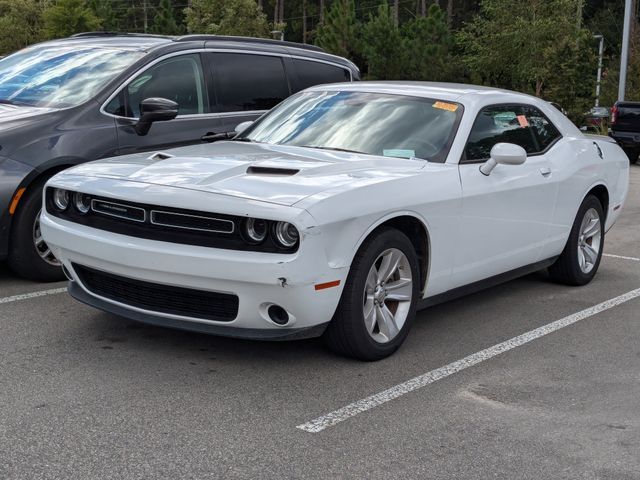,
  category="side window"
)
[210,53,289,112]
[292,59,351,91]
[105,54,208,118]
[522,105,561,151]
[464,105,545,161]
